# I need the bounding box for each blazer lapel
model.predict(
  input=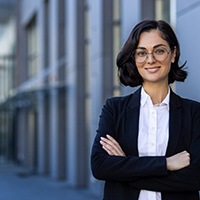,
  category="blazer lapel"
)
[124,88,183,156]
[125,88,141,156]
[166,90,183,156]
